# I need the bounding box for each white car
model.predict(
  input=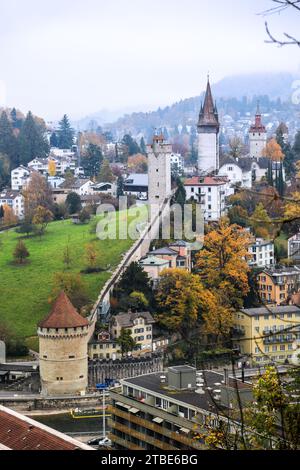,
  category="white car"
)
[98,437,112,447]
